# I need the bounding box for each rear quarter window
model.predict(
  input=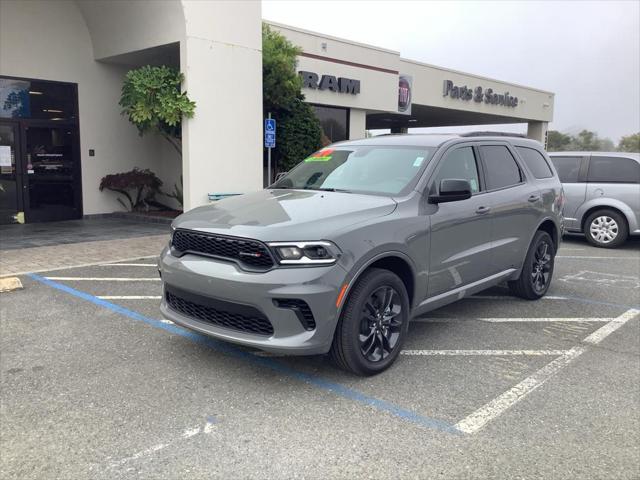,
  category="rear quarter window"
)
[516,147,553,179]
[587,156,640,184]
